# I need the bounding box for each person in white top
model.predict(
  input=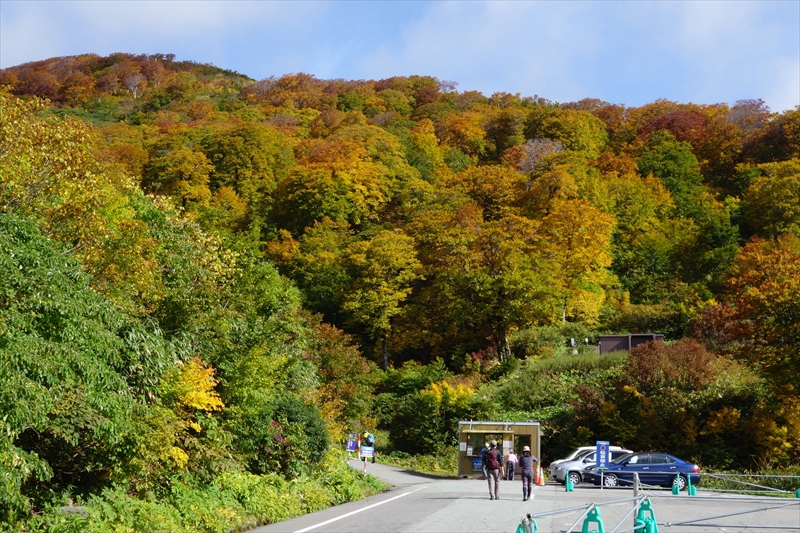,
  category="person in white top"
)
[505,450,518,480]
